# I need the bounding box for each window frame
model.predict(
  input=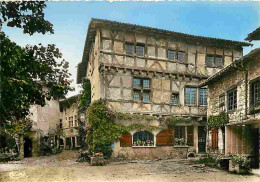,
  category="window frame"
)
[205,54,224,68]
[132,131,155,147]
[125,42,134,55]
[171,93,179,105]
[251,79,260,107]
[133,77,151,103]
[136,43,145,57]
[177,51,185,62]
[199,88,207,106]
[227,88,237,111]
[185,87,197,105]
[167,49,176,61]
